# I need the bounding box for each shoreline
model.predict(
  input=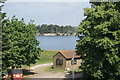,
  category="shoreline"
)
[42,50,76,51]
[36,35,75,36]
[36,33,76,36]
